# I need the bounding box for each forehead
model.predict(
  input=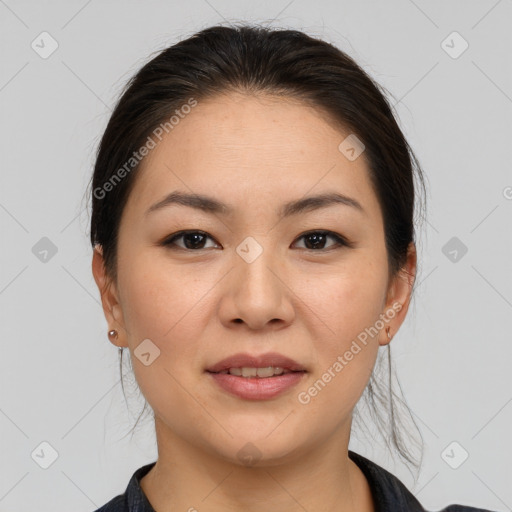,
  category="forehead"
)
[124,92,380,221]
